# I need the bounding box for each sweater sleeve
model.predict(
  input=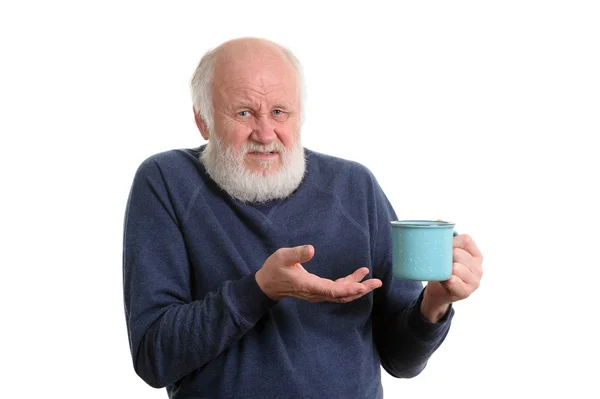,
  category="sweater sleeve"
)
[122,158,276,388]
[368,174,454,378]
